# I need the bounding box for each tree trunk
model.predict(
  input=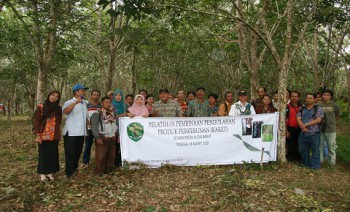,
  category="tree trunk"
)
[105,5,117,93]
[32,0,59,104]
[348,66,350,122]
[131,46,137,95]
